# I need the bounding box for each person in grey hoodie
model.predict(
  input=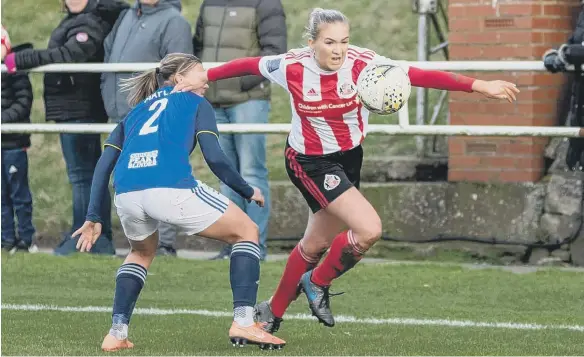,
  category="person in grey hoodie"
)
[101,0,192,256]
